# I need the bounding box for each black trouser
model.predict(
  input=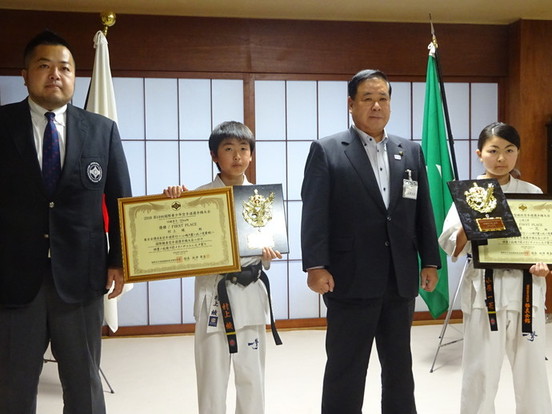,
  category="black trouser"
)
[321,274,416,414]
[0,267,105,414]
